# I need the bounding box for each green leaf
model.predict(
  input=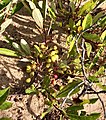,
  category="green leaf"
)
[56,80,82,98]
[48,7,56,19]
[82,13,92,30]
[69,39,75,52]
[89,47,104,69]
[12,42,22,53]
[96,83,106,90]
[68,113,100,120]
[0,101,12,110]
[93,11,104,24]
[100,30,106,42]
[89,98,98,104]
[88,76,99,82]
[0,87,10,105]
[69,18,75,29]
[42,75,50,88]
[85,42,92,57]
[69,1,75,13]
[20,39,31,55]
[81,98,98,105]
[25,85,36,94]
[83,33,100,42]
[0,19,12,33]
[12,2,23,15]
[94,66,104,77]
[41,106,53,119]
[0,48,18,57]
[32,6,43,29]
[66,105,84,113]
[34,44,41,56]
[78,0,96,16]
[42,0,48,19]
